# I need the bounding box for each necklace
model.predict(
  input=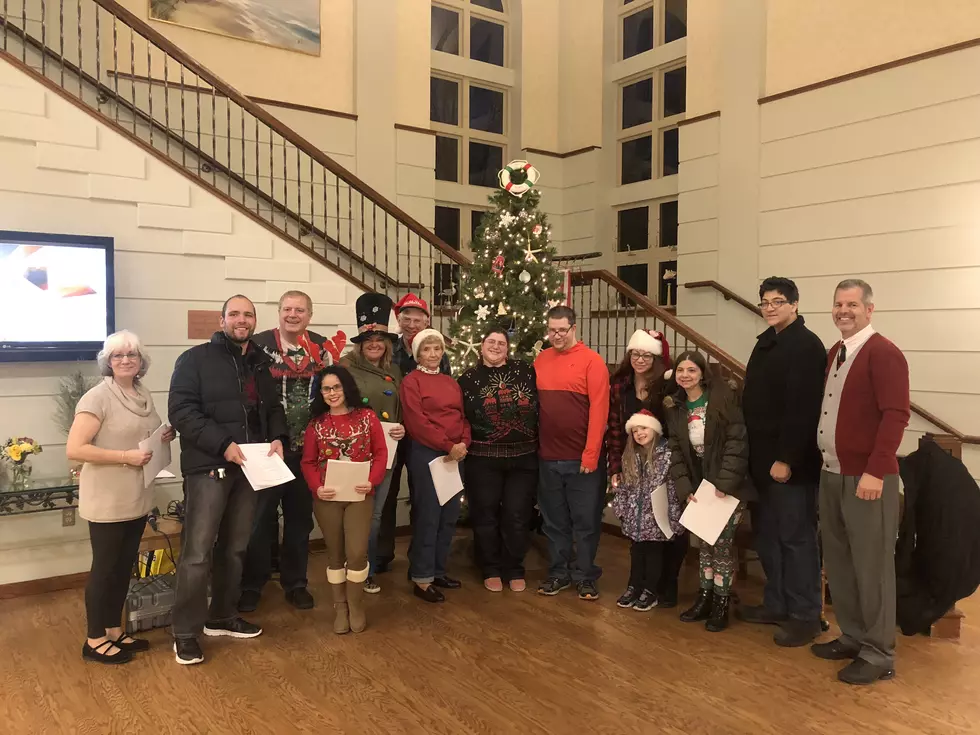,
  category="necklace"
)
[418,365,440,375]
